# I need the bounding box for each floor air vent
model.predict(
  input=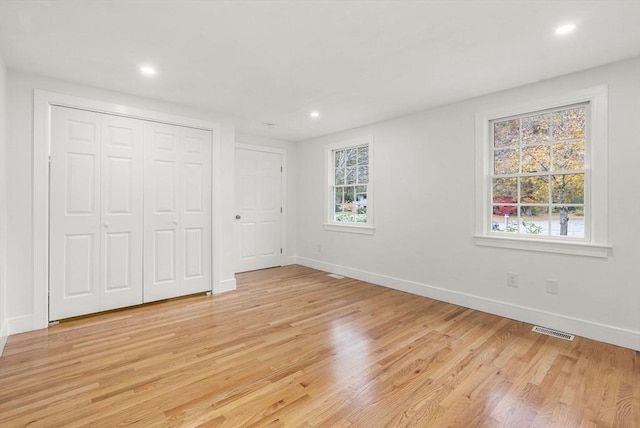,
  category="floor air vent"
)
[532,326,575,341]
[328,273,345,279]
